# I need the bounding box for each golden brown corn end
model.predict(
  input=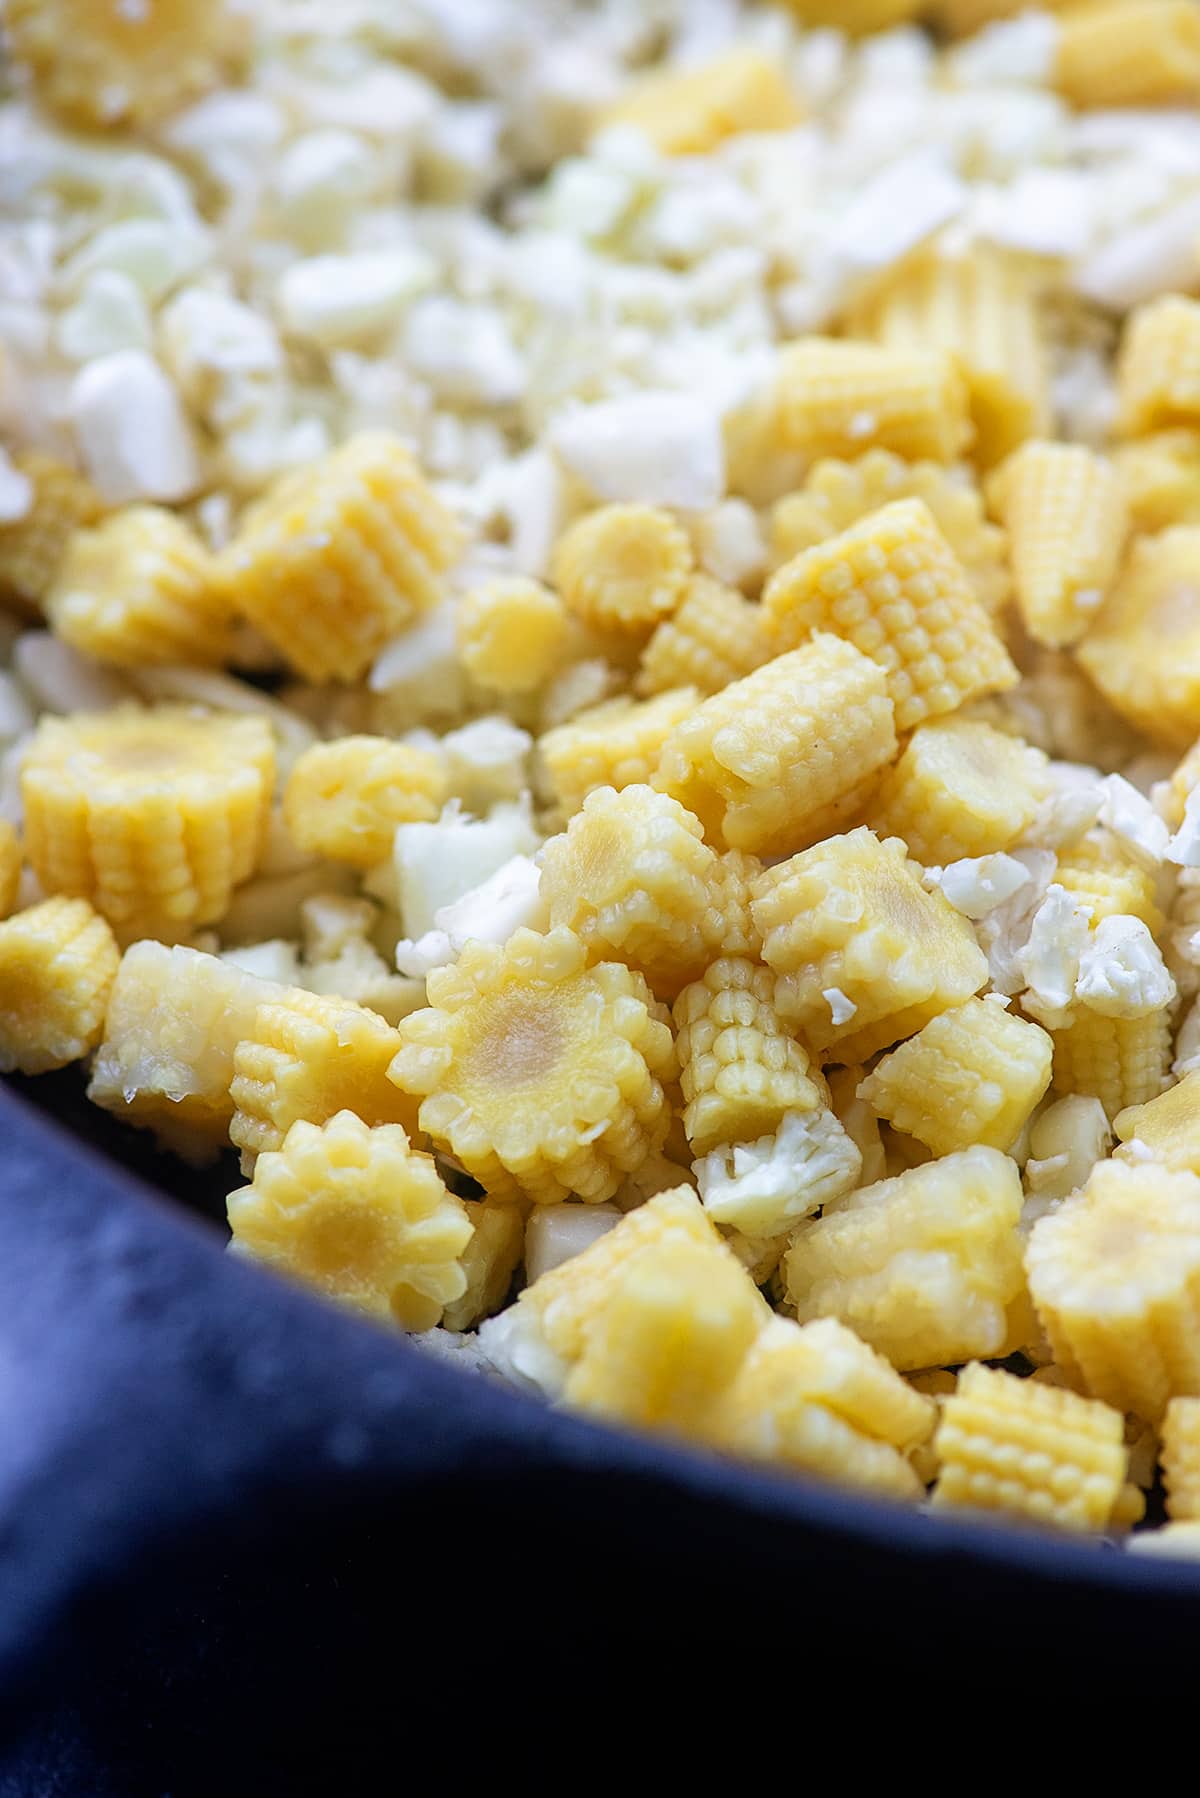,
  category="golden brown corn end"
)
[0,451,104,611]
[653,635,897,858]
[752,827,989,1062]
[389,927,677,1207]
[3,0,251,130]
[227,1110,473,1331]
[868,717,1048,866]
[1118,295,1200,437]
[442,1196,524,1333]
[1114,1070,1200,1174]
[932,1361,1128,1532]
[1114,431,1200,532]
[635,577,773,699]
[1049,1007,1173,1119]
[601,46,804,155]
[989,443,1128,648]
[1056,2,1200,109]
[456,577,569,695]
[552,504,693,637]
[1026,1159,1200,1420]
[1162,1397,1200,1520]
[230,987,417,1171]
[46,506,234,668]
[773,340,973,465]
[538,687,698,819]
[283,736,448,869]
[0,821,21,922]
[0,896,118,1075]
[219,433,462,682]
[1076,527,1200,749]
[538,783,718,1000]
[674,957,822,1156]
[21,705,274,944]
[763,498,1018,733]
[1055,831,1165,935]
[858,999,1053,1158]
